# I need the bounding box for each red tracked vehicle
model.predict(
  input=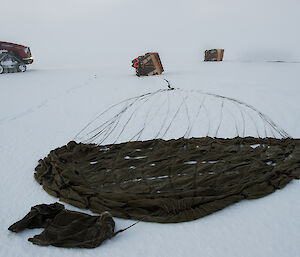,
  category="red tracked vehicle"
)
[0,41,33,74]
